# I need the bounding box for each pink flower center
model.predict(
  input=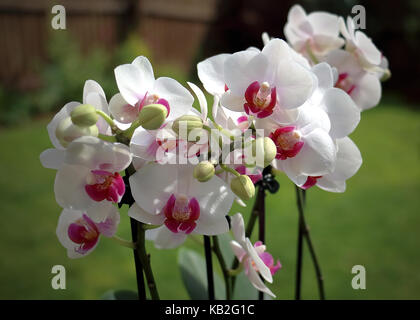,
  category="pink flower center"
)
[85,170,125,203]
[301,176,322,190]
[269,126,304,160]
[137,92,170,117]
[335,73,356,95]
[163,194,200,234]
[244,81,277,118]
[254,241,282,276]
[68,214,99,254]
